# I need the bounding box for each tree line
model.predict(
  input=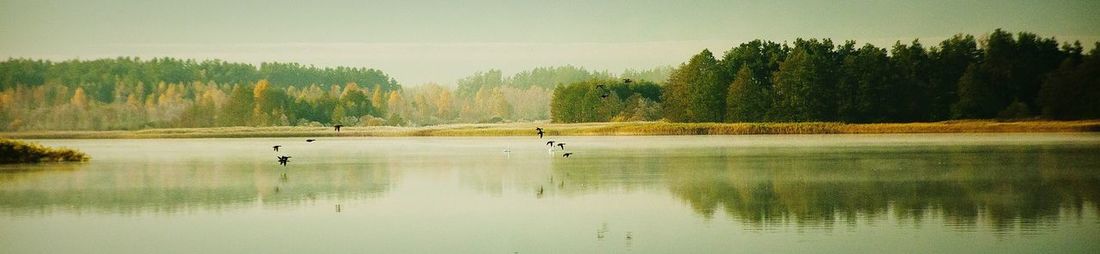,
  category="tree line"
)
[0,57,674,130]
[0,58,402,130]
[552,29,1098,123]
[550,79,663,123]
[399,65,671,125]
